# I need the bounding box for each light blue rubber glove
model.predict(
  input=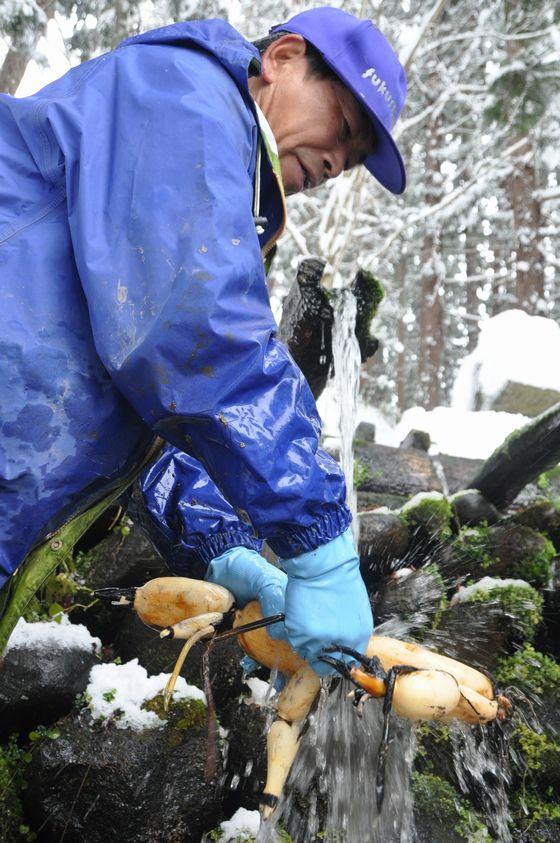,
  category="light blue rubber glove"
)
[205,547,287,641]
[280,528,373,675]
